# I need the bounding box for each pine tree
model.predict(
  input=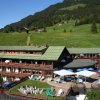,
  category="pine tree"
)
[91,20,97,33]
[64,29,66,33]
[43,26,47,32]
